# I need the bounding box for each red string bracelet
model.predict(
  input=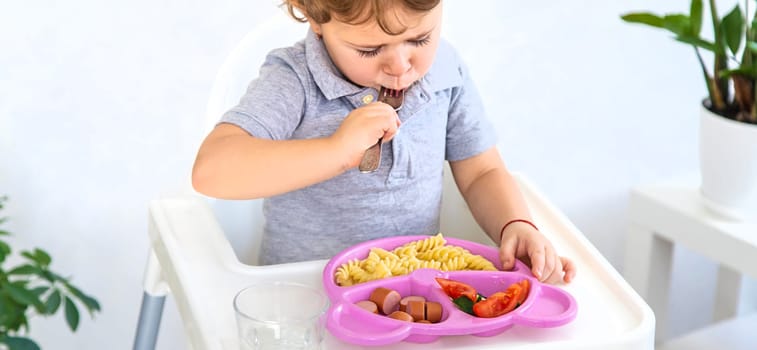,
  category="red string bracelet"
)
[499,219,539,242]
